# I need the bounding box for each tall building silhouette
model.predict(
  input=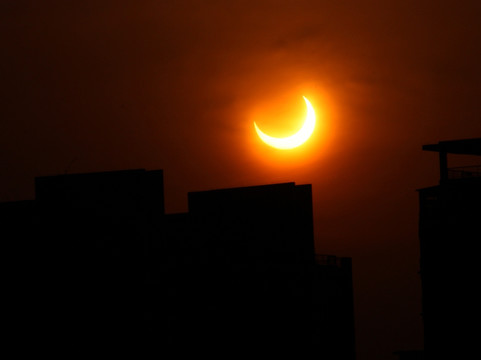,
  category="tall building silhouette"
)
[150,182,355,357]
[418,138,481,358]
[2,169,355,358]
